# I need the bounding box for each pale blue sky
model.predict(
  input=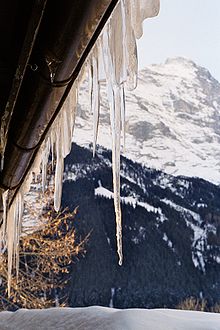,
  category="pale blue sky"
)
[137,0,220,81]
